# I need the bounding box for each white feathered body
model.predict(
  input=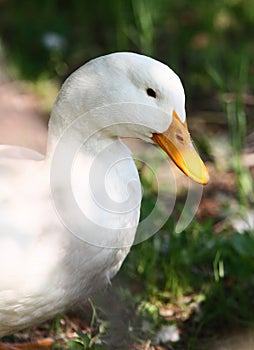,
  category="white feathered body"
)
[0,52,189,337]
[0,141,140,336]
